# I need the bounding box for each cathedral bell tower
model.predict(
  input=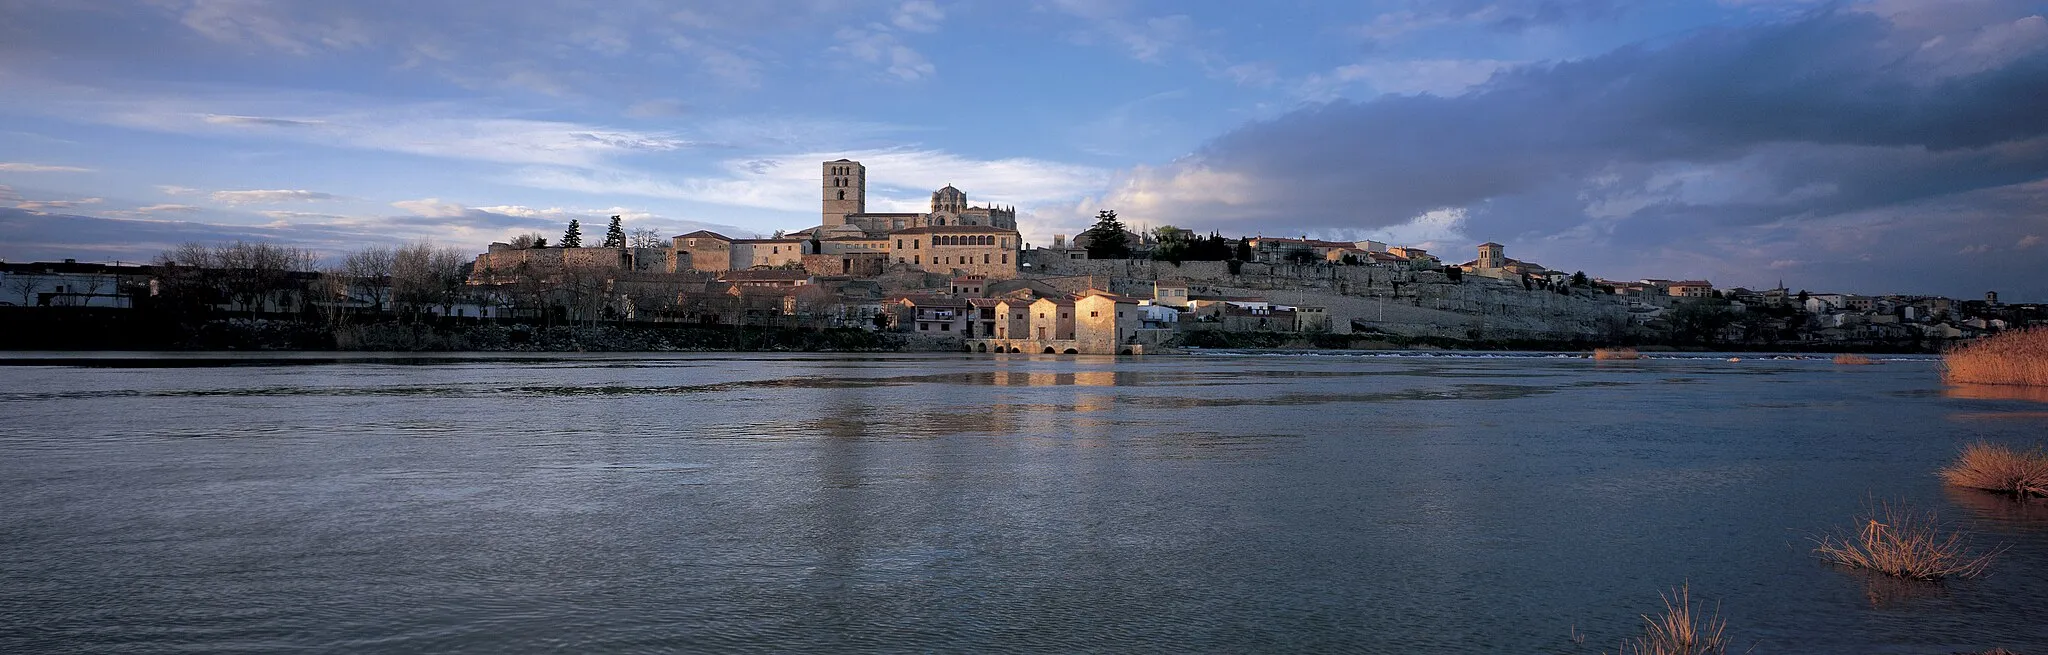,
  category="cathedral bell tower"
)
[822,159,866,226]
